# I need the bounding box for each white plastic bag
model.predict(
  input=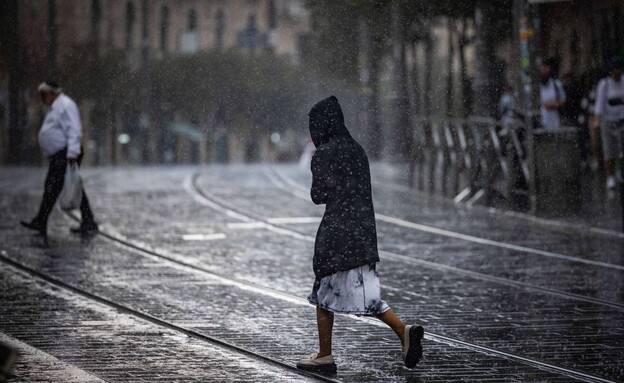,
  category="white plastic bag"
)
[60,163,83,210]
